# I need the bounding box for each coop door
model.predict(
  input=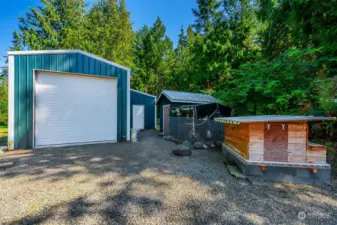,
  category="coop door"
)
[163,105,170,135]
[264,124,288,162]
